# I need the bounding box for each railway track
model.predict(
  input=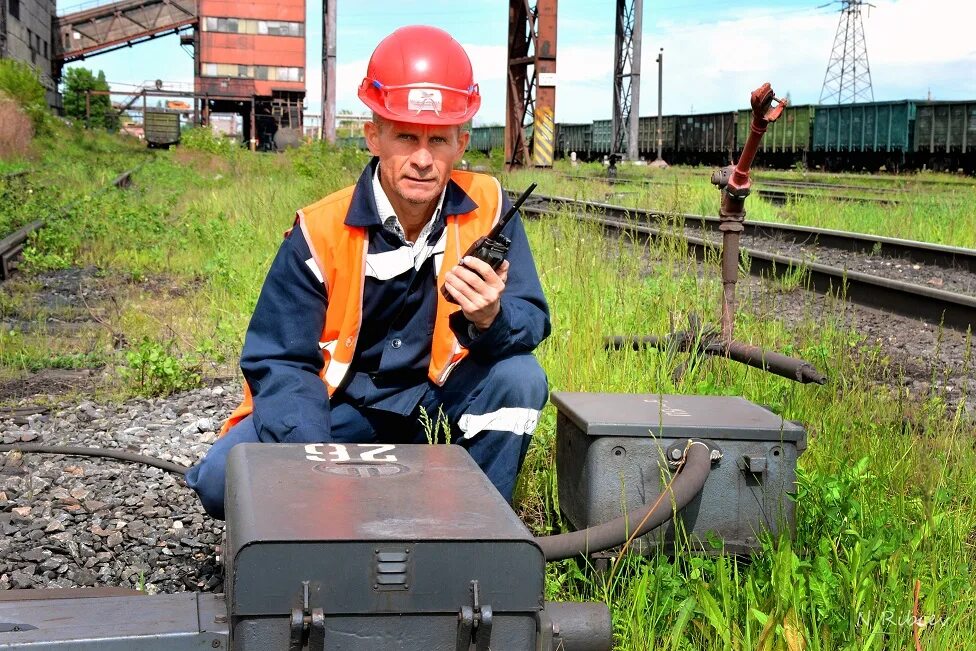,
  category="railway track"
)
[0,168,137,281]
[518,193,976,332]
[558,172,904,206]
